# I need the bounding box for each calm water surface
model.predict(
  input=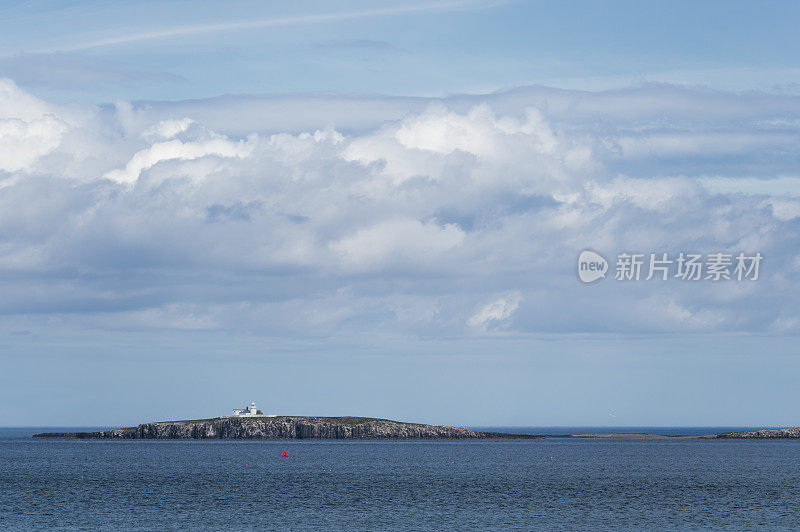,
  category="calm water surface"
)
[2,428,800,530]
